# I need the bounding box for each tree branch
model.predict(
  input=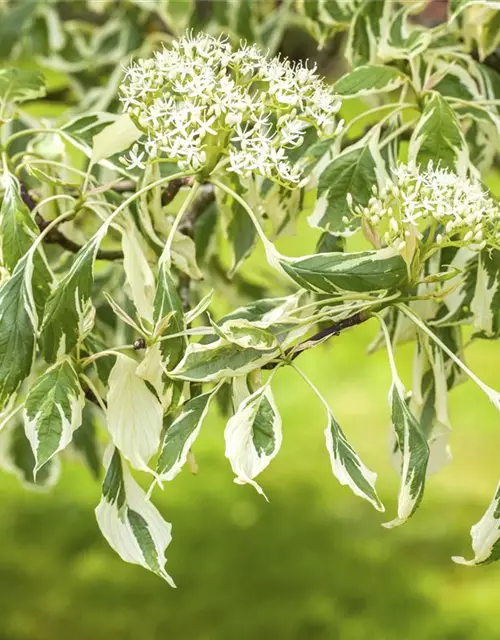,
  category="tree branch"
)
[263,311,368,370]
